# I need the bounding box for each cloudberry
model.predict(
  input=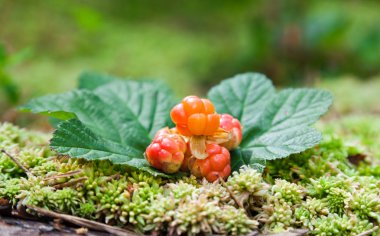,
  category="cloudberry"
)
[145,128,187,174]
[170,96,220,136]
[188,143,231,182]
[180,142,192,172]
[219,114,243,150]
